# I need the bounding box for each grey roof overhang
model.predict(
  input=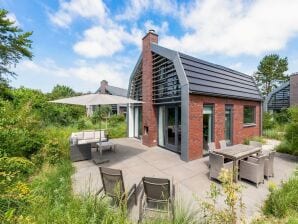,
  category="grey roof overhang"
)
[127,54,142,98]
